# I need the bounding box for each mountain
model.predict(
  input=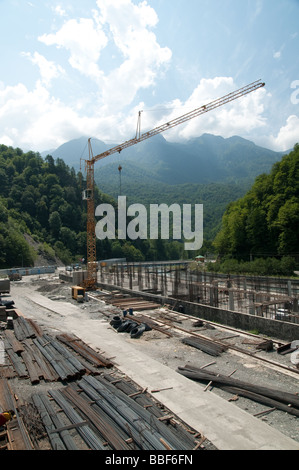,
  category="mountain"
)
[44,133,285,185]
[41,136,111,170]
[43,134,286,240]
[93,133,286,187]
